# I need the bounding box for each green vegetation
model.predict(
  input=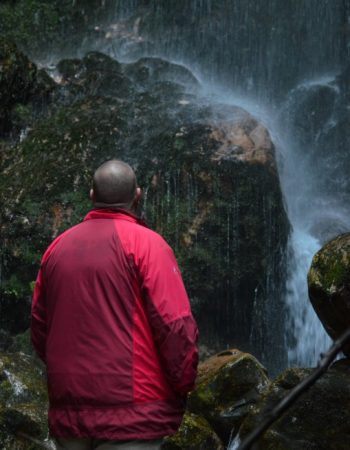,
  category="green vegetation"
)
[0,1,62,56]
[308,236,350,293]
[0,0,119,59]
